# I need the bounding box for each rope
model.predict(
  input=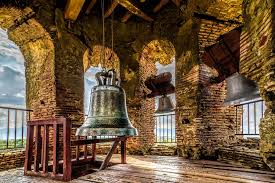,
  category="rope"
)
[111,0,115,69]
[100,0,106,70]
